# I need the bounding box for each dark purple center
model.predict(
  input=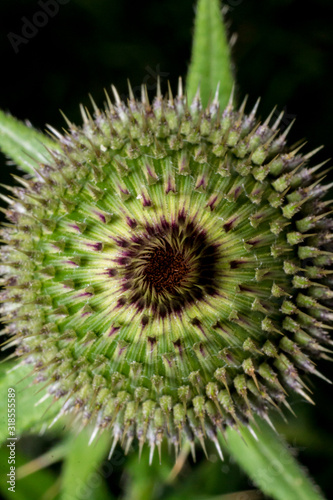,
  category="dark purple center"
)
[114,214,222,317]
[142,242,191,294]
